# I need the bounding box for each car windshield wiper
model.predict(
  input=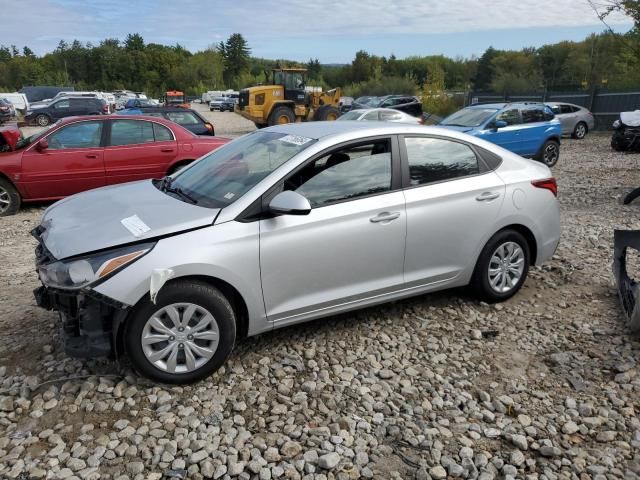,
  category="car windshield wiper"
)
[158,176,198,205]
[441,123,469,127]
